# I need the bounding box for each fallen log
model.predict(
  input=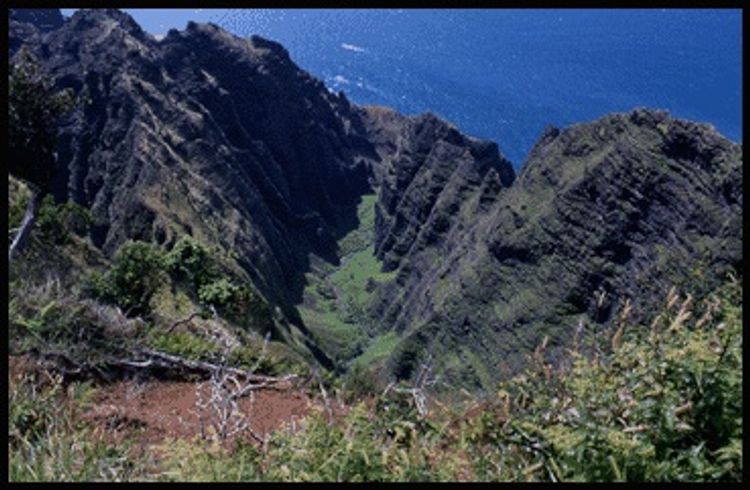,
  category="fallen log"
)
[123,348,302,387]
[24,346,305,391]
